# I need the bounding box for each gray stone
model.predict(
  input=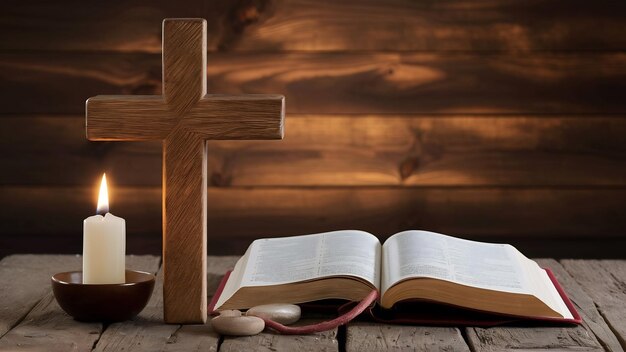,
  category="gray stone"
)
[246,303,301,325]
[211,315,265,336]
